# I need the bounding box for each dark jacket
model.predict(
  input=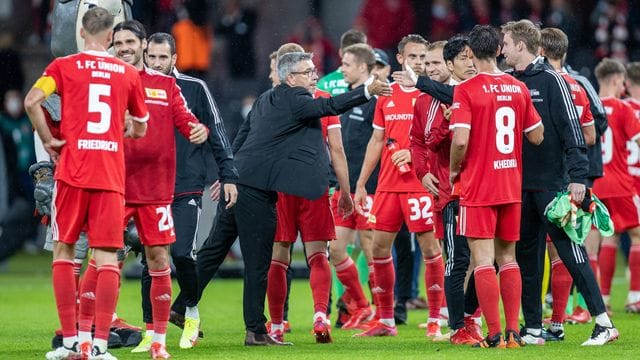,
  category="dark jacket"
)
[233,84,371,200]
[173,70,238,196]
[415,76,454,105]
[510,57,588,190]
[566,65,608,180]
